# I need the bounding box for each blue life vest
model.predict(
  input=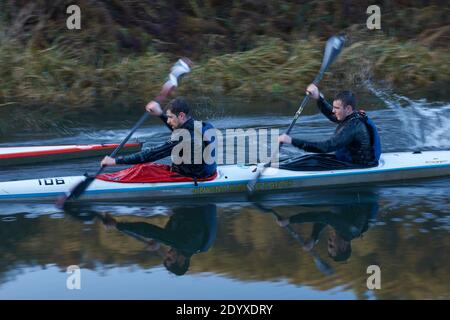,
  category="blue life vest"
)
[366,116,381,161]
[198,205,217,252]
[335,111,381,163]
[202,121,217,176]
